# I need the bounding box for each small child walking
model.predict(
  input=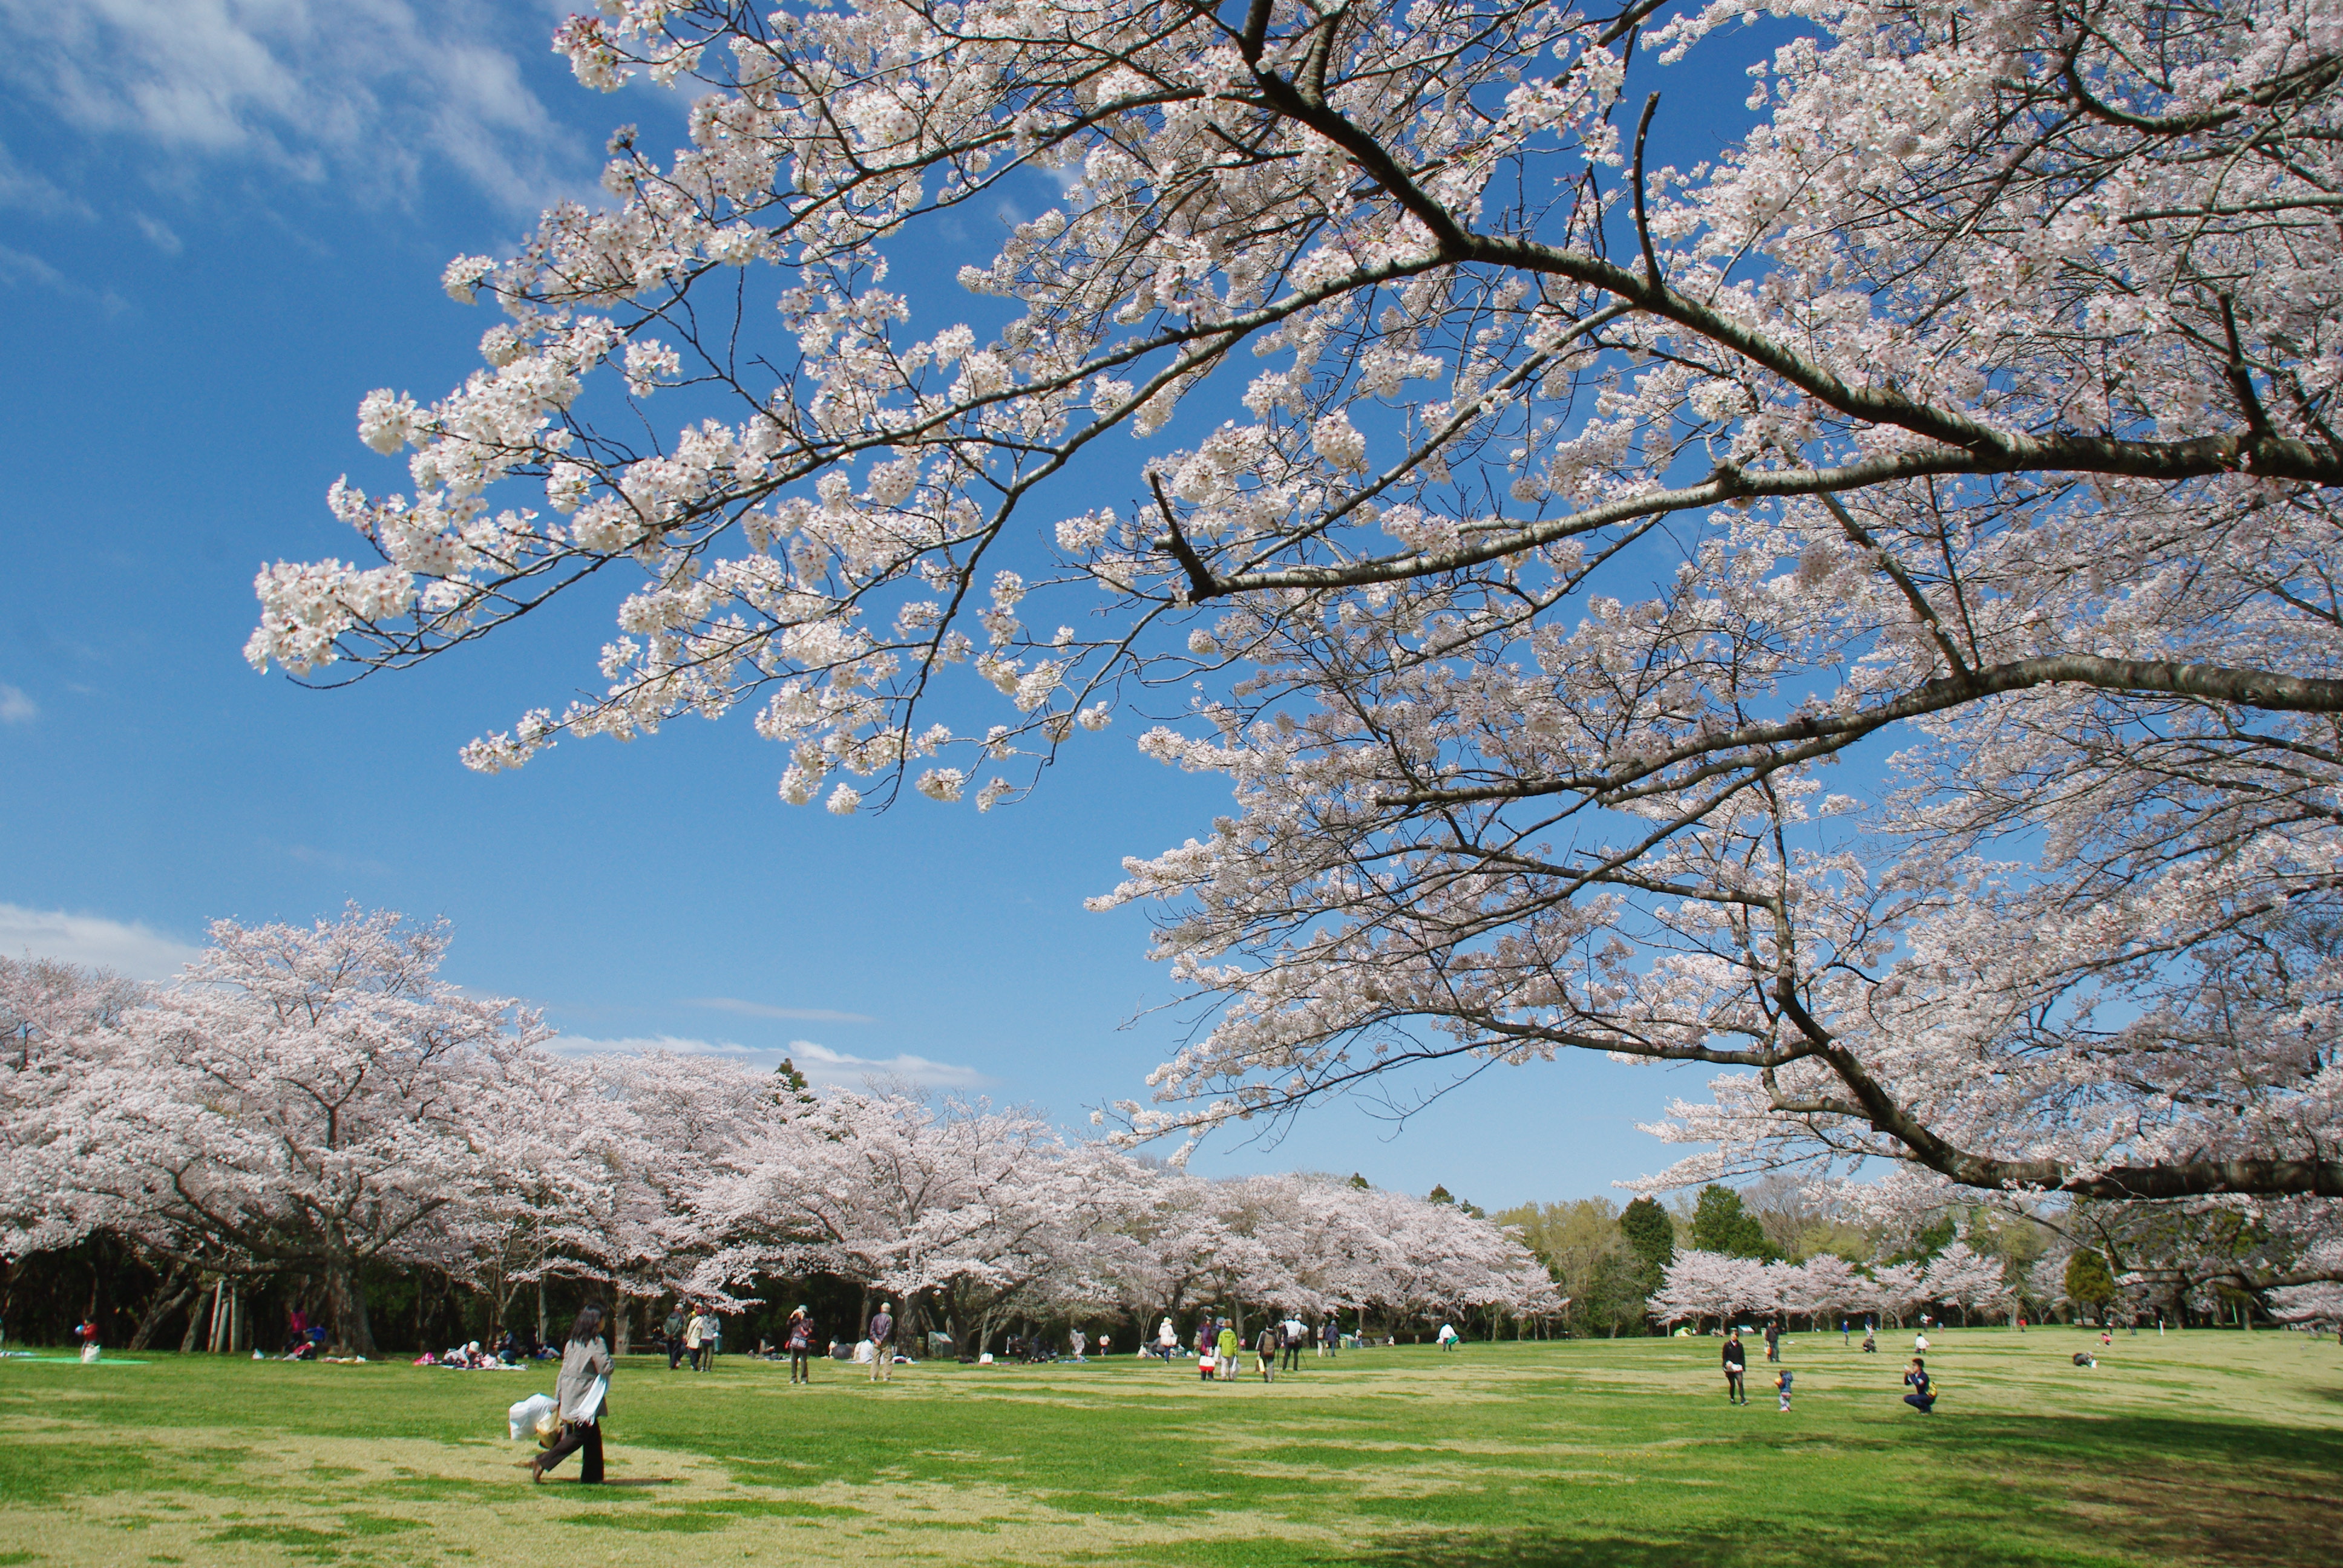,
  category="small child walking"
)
[1775,1368,1794,1412]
